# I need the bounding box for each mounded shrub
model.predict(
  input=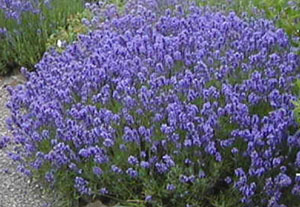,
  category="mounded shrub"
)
[1,1,300,206]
